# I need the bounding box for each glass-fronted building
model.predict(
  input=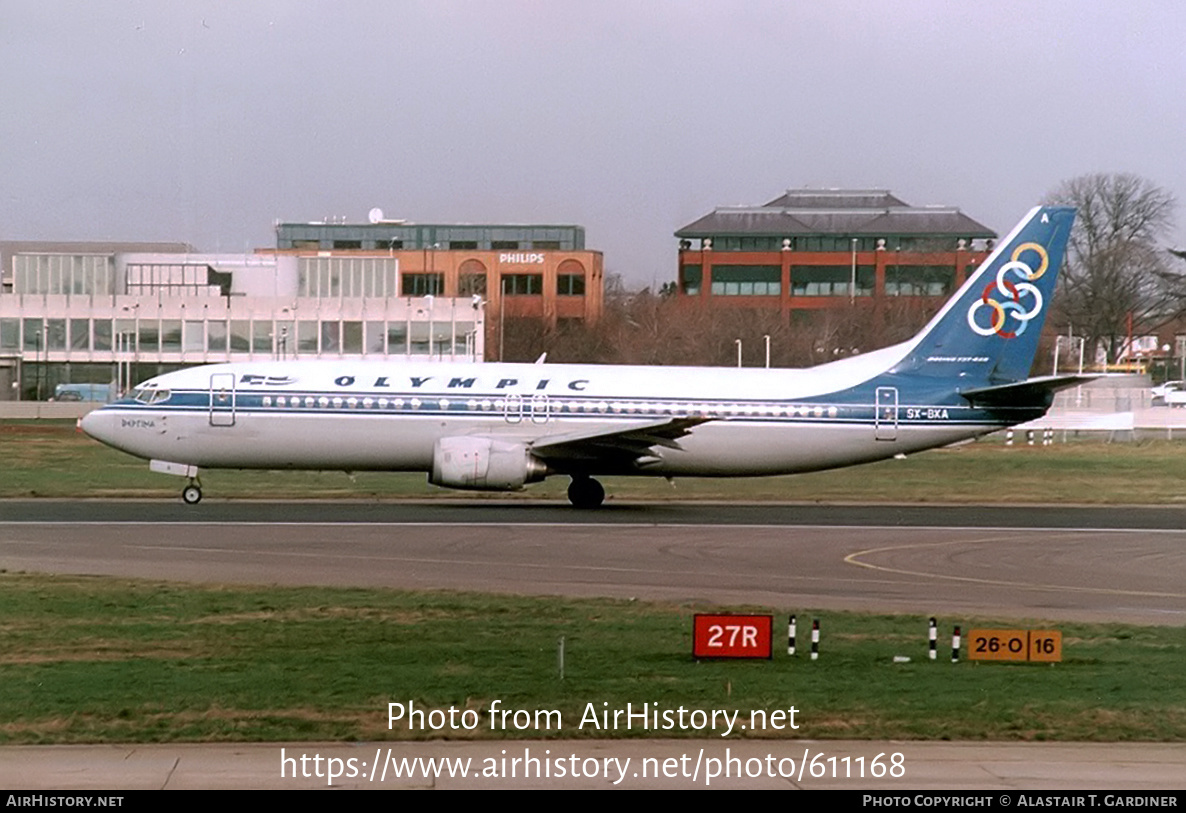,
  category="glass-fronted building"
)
[1,213,605,400]
[0,245,484,401]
